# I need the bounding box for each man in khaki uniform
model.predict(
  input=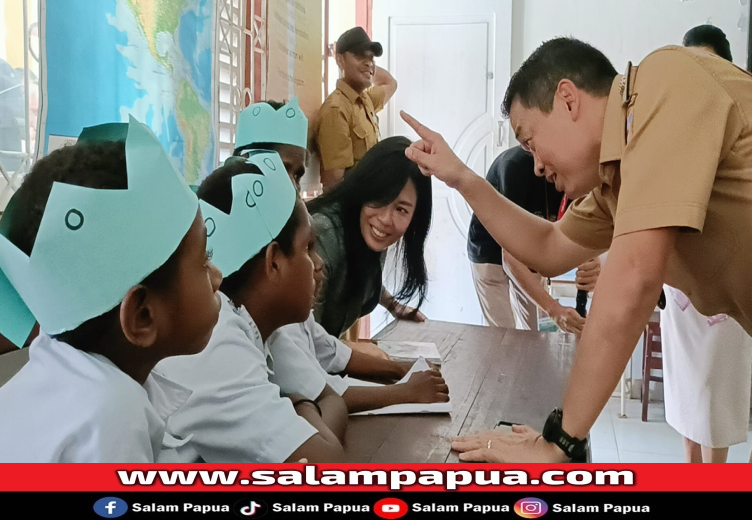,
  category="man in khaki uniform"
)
[315,27,397,192]
[400,37,752,462]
